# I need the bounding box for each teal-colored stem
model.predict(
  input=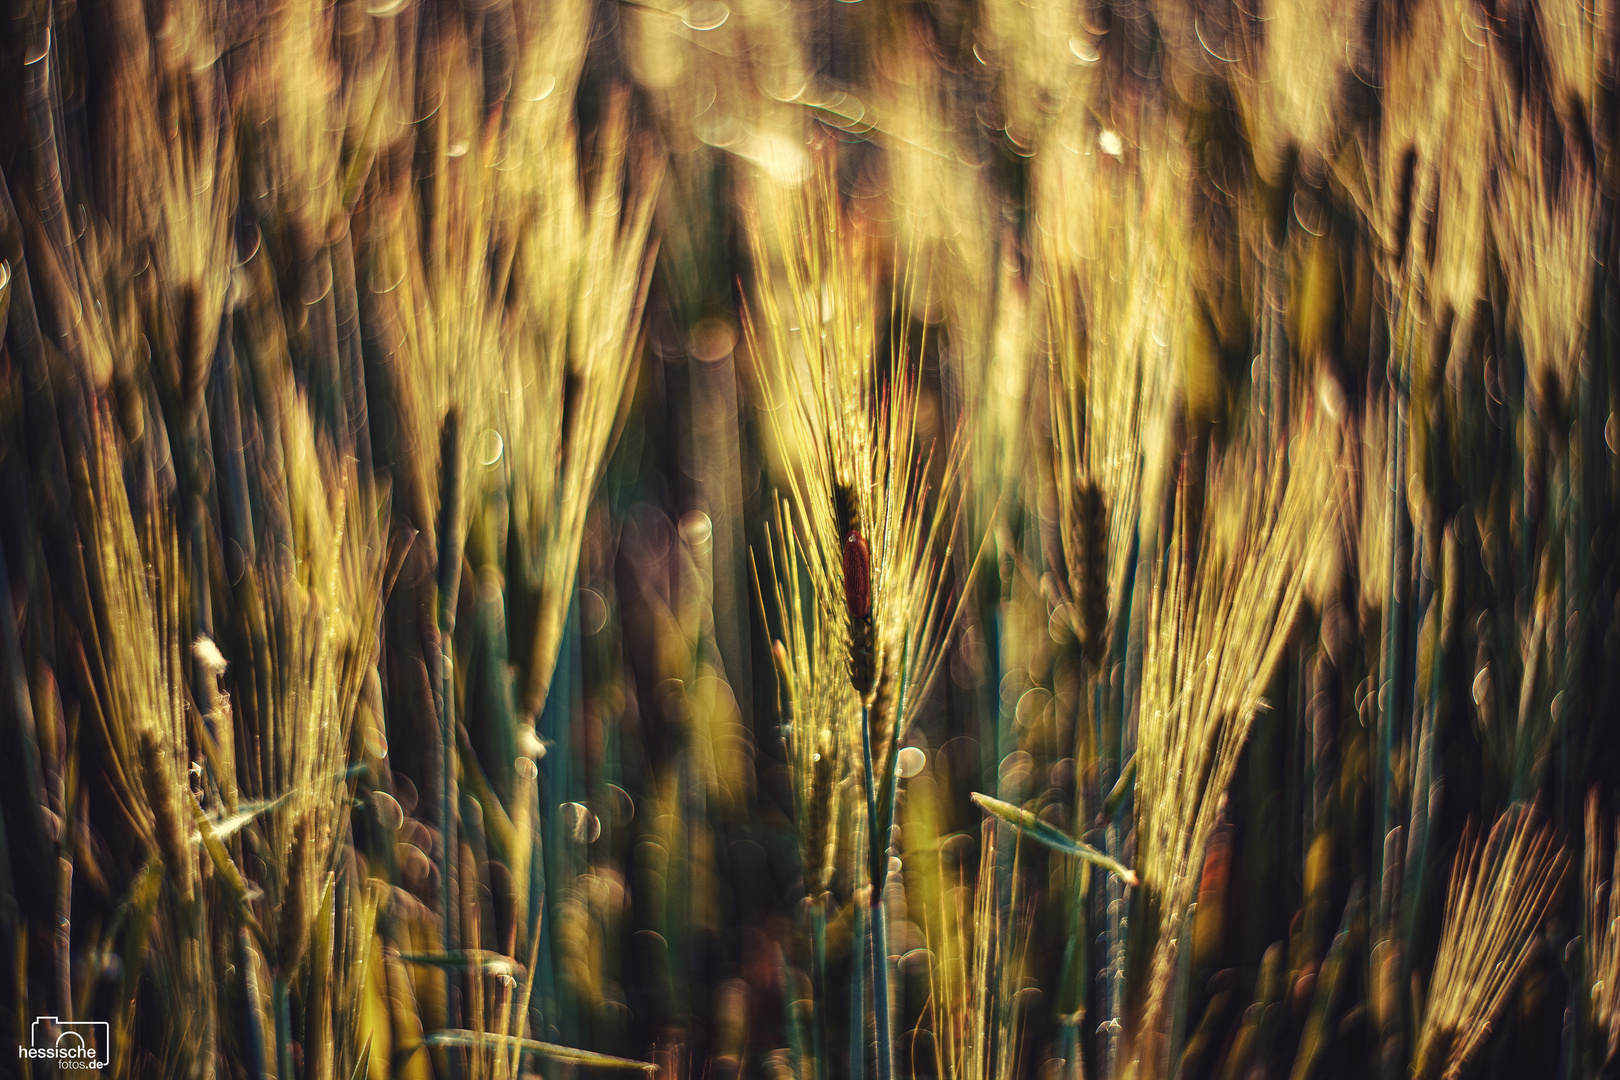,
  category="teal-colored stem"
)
[1101,530,1141,1080]
[859,704,893,1080]
[1377,326,1409,926]
[1166,900,1196,1074]
[436,413,466,1039]
[242,930,266,1080]
[870,904,891,1080]
[1401,570,1438,971]
[810,898,827,1080]
[850,895,867,1080]
[273,976,292,1080]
